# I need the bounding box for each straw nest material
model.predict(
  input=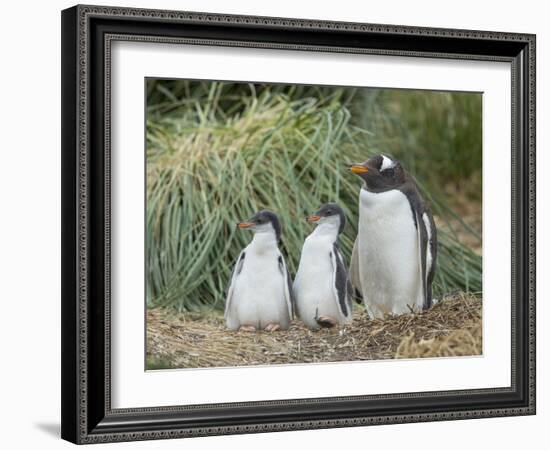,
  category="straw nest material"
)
[146,293,482,369]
